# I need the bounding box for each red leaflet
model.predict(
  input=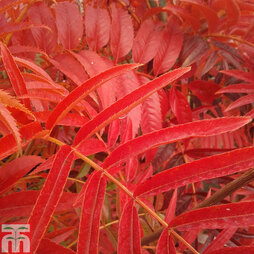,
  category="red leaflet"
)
[33,111,88,127]
[85,5,110,51]
[54,2,83,49]
[134,146,254,197]
[45,226,75,243]
[0,191,78,218]
[76,138,107,156]
[220,70,254,83]
[188,80,220,104]
[181,36,210,67]
[132,19,162,64]
[0,103,21,152]
[110,4,134,63]
[0,121,42,160]
[169,201,254,230]
[37,238,75,254]
[73,67,190,146]
[141,91,162,134]
[217,83,254,94]
[117,200,141,254]
[203,228,237,254]
[103,117,250,170]
[45,63,140,130]
[156,229,176,254]
[74,50,116,109]
[181,0,219,32]
[153,21,183,76]
[0,155,44,194]
[169,87,192,124]
[165,189,177,224]
[77,171,106,254]
[205,246,254,254]
[225,94,254,111]
[108,119,120,148]
[27,2,57,54]
[0,42,30,109]
[28,145,74,253]
[49,53,88,86]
